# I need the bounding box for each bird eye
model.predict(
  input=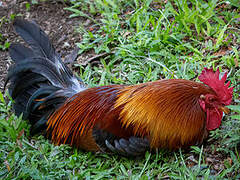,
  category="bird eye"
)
[208,97,216,103]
